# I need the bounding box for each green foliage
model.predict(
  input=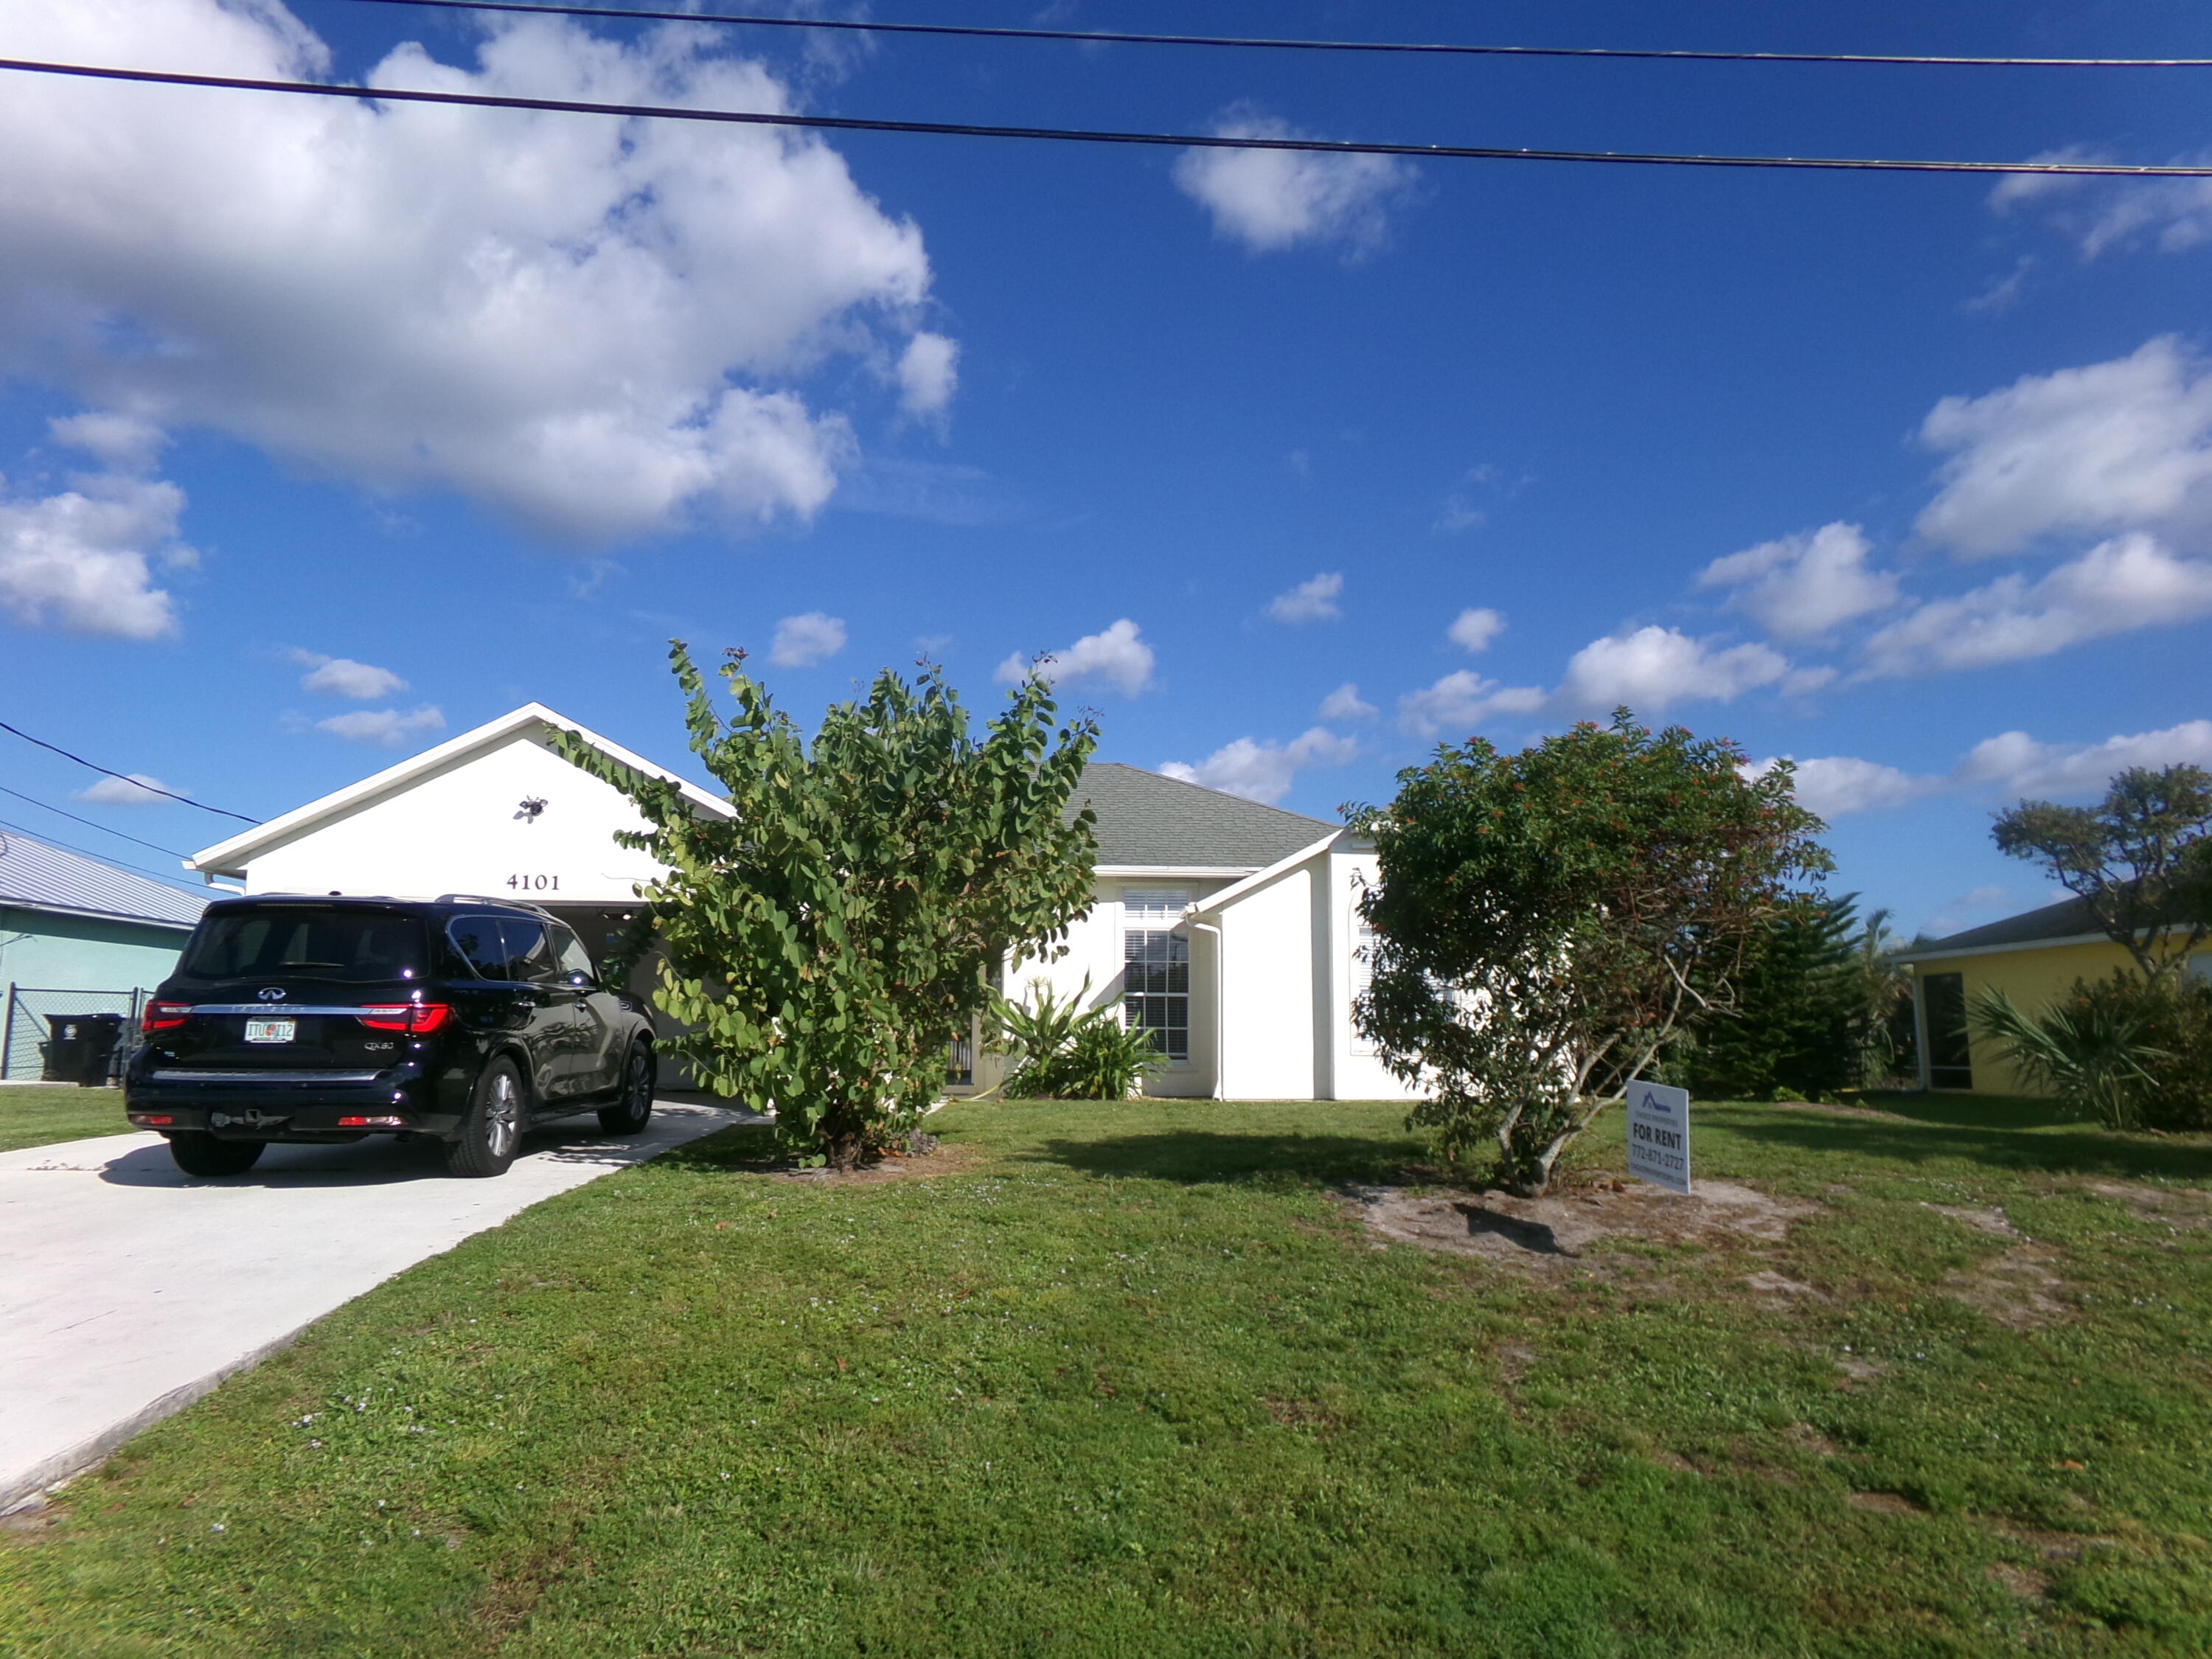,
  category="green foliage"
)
[1855,905,1917,1087]
[987,978,1163,1100]
[1681,894,1863,1102]
[1992,762,2212,982]
[1349,710,1830,1194]
[1972,983,2168,1131]
[551,643,1099,1169]
[1975,973,2212,1133]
